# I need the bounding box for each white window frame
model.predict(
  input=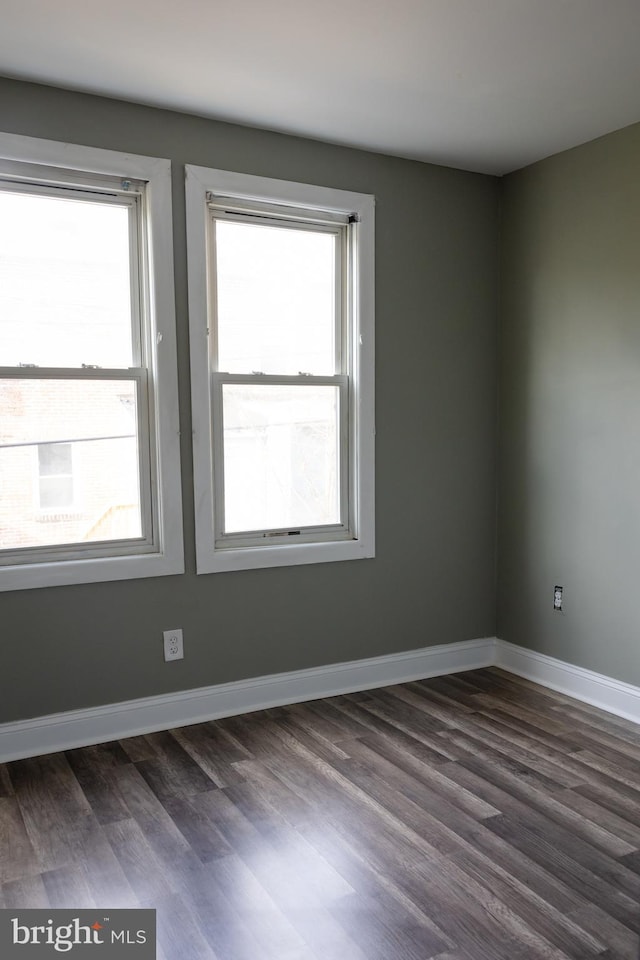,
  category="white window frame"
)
[0,132,184,591]
[186,165,375,573]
